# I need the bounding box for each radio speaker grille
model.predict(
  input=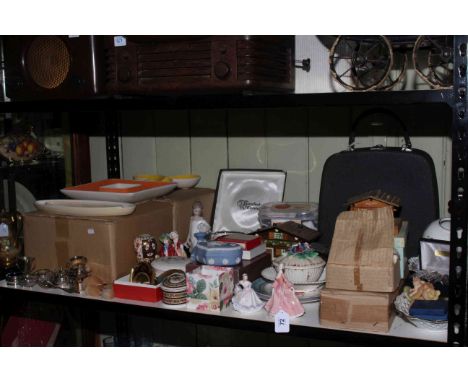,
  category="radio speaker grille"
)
[26,36,70,89]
